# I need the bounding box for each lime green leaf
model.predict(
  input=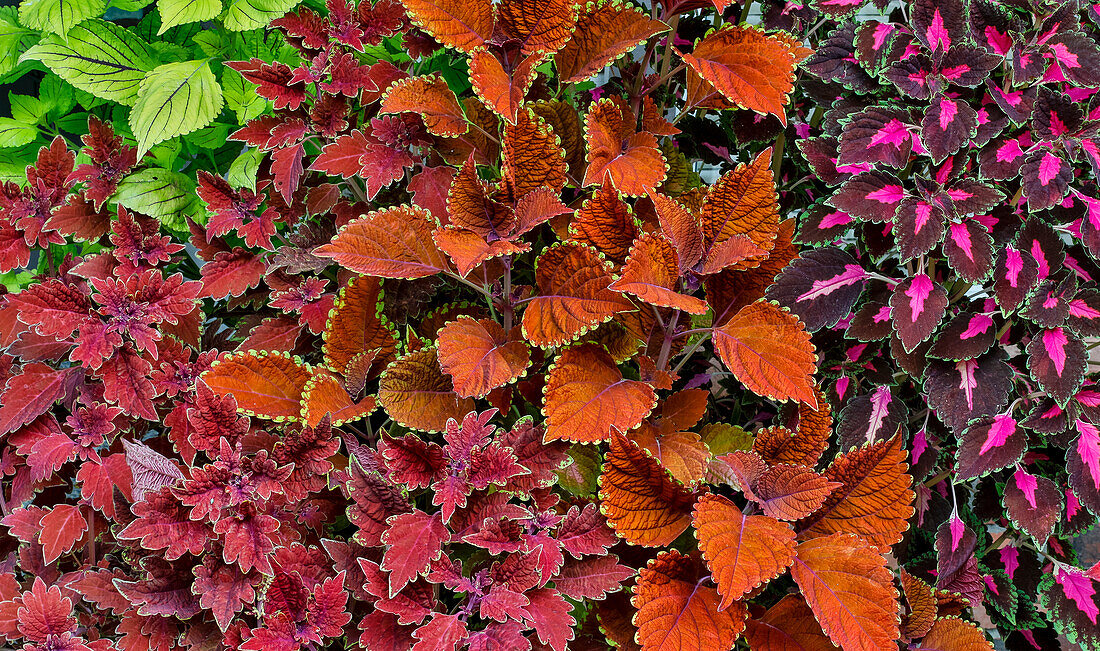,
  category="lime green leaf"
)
[55,112,89,134]
[22,20,157,106]
[222,67,265,123]
[184,122,231,149]
[226,146,262,190]
[221,0,299,31]
[158,0,219,34]
[39,74,76,116]
[130,59,223,159]
[18,0,104,36]
[108,0,155,10]
[9,93,45,124]
[114,167,197,228]
[0,118,36,147]
[0,8,37,77]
